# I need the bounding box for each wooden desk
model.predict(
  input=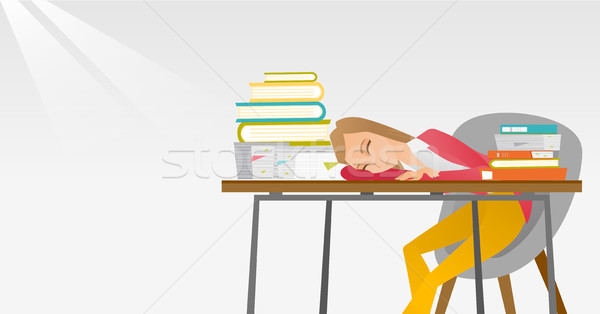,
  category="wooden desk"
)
[222,180,582,314]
